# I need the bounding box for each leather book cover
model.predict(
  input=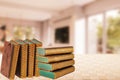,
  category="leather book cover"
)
[40,66,75,79]
[36,53,74,63]
[37,46,74,56]
[38,60,75,71]
[9,40,20,79]
[24,39,35,77]
[1,41,20,80]
[15,40,28,78]
[1,41,14,78]
[31,39,42,76]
